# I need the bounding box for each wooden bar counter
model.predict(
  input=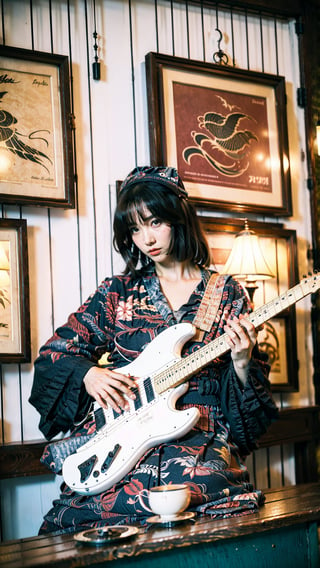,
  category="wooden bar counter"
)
[0,483,319,568]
